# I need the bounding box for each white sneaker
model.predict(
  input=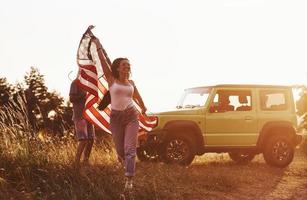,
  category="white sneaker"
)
[124,179,133,191]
